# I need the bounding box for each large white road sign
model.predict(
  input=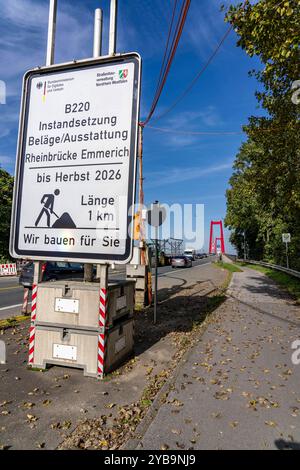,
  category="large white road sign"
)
[10,53,141,264]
